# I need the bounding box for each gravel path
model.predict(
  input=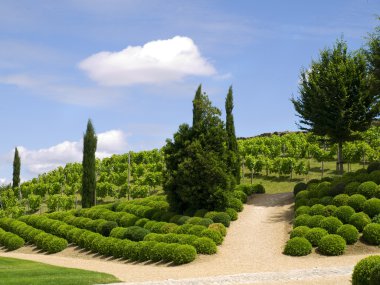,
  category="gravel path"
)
[1,193,380,285]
